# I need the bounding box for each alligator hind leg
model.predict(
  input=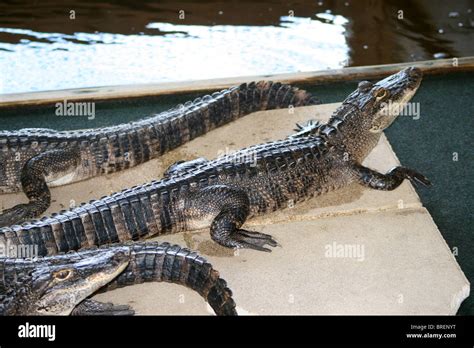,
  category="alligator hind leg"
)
[354,164,432,190]
[71,299,135,316]
[186,185,278,252]
[0,147,81,227]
